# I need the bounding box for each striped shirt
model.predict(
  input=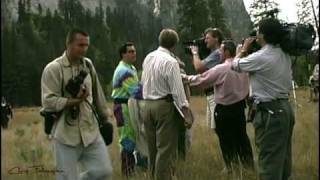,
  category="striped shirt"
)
[141,47,189,108]
[111,61,142,100]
